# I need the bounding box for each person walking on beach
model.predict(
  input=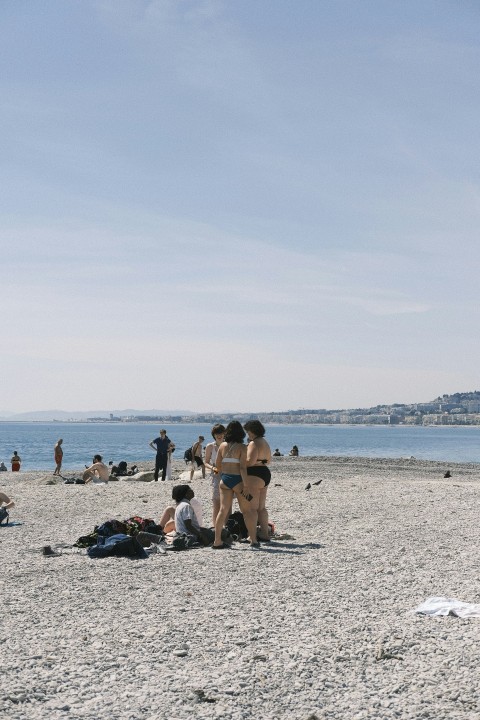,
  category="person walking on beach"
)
[11,451,21,472]
[53,439,63,476]
[149,429,175,482]
[190,435,205,481]
[244,420,272,542]
[204,424,226,525]
[83,455,110,484]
